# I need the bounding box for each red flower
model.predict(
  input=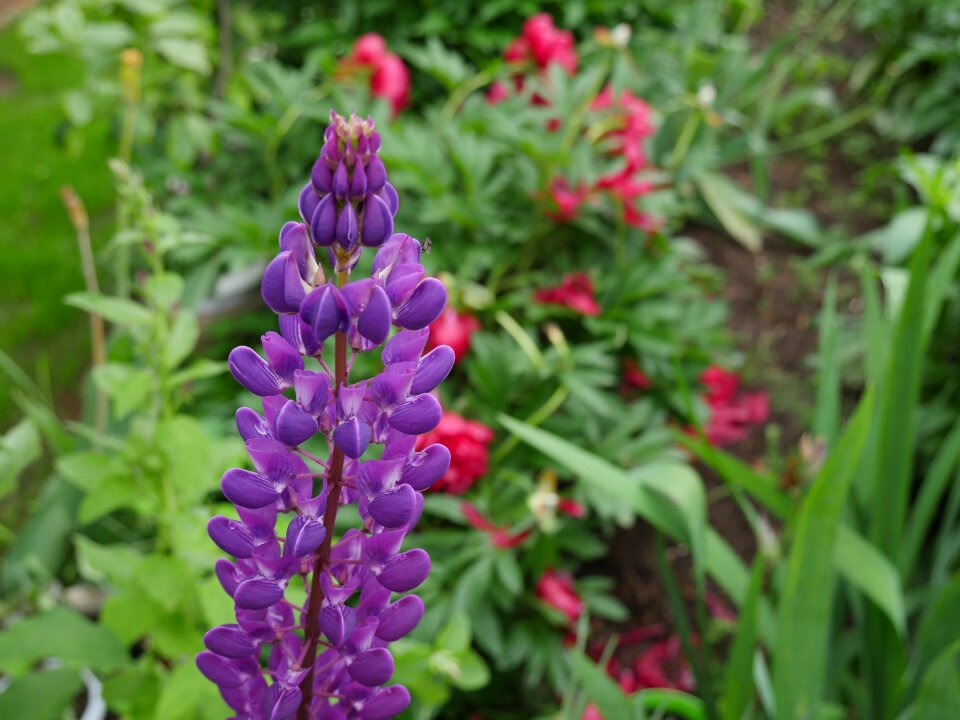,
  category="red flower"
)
[536,569,585,624]
[699,366,769,446]
[340,34,411,115]
[427,307,480,363]
[461,501,531,549]
[557,497,586,518]
[534,272,601,316]
[416,412,494,494]
[486,80,510,105]
[509,14,578,74]
[622,358,652,391]
[547,177,590,222]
